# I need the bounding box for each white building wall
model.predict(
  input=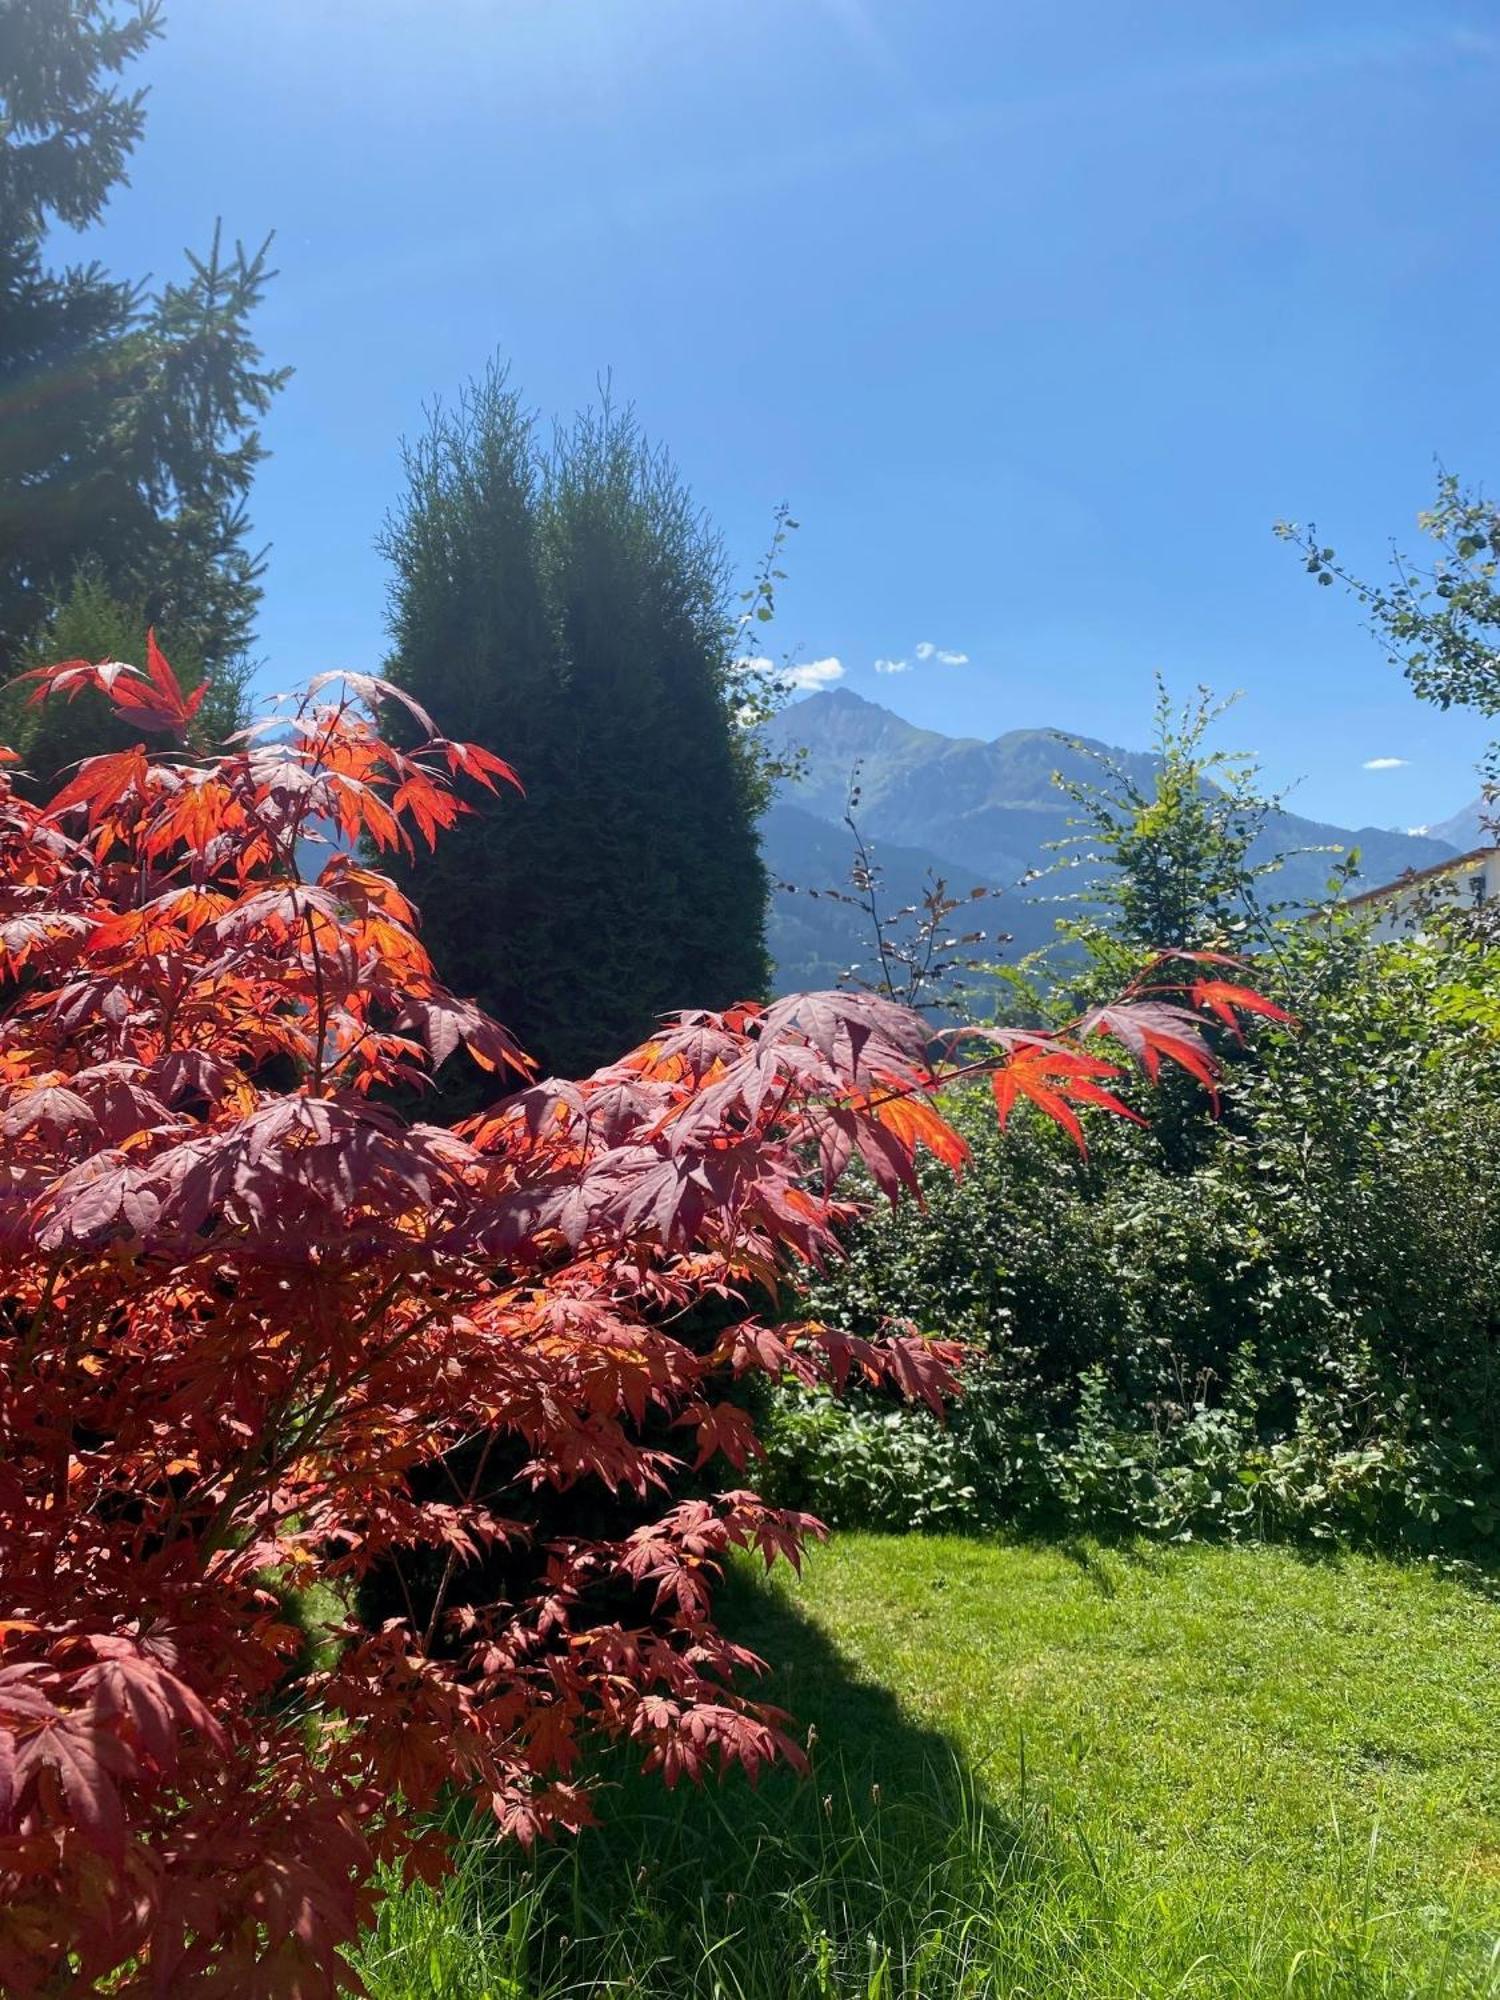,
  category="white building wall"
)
[1363,848,1500,941]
